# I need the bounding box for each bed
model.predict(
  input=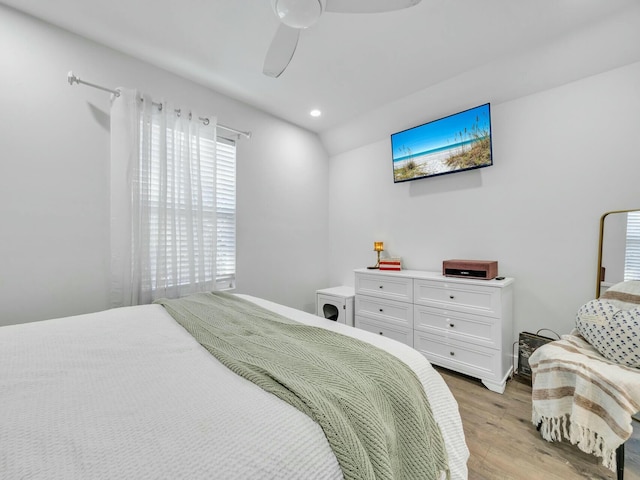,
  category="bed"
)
[0,293,469,479]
